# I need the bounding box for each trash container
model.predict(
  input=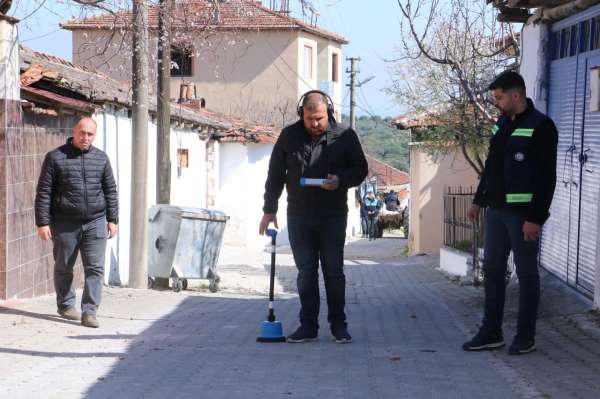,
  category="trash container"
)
[148,205,229,292]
